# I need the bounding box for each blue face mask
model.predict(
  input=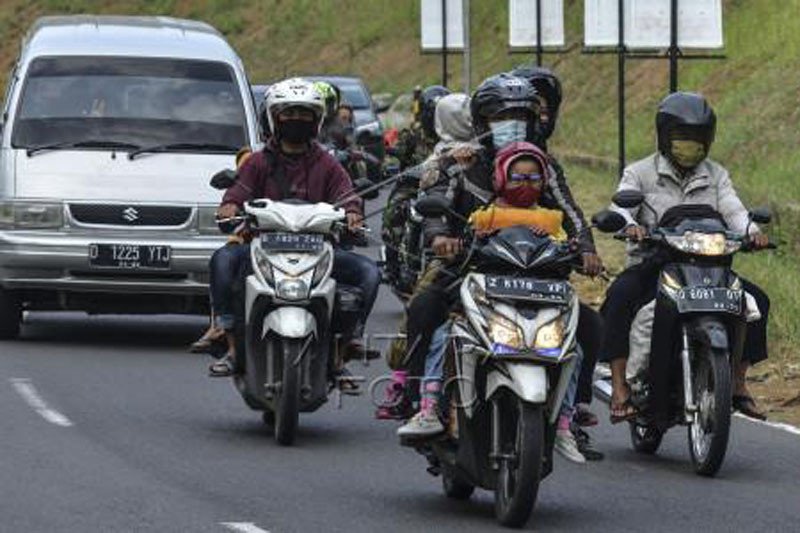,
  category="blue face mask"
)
[489,119,528,150]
